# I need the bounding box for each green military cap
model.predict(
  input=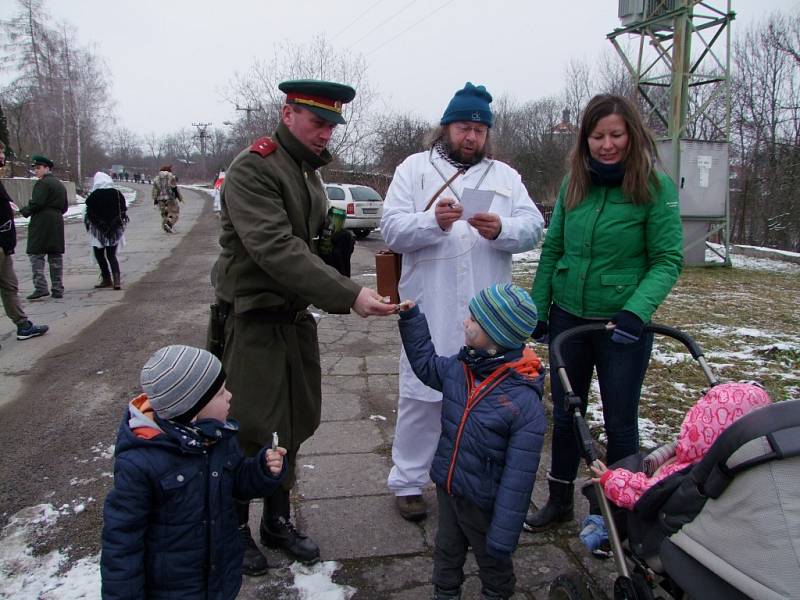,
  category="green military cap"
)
[30,154,54,168]
[278,79,356,125]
